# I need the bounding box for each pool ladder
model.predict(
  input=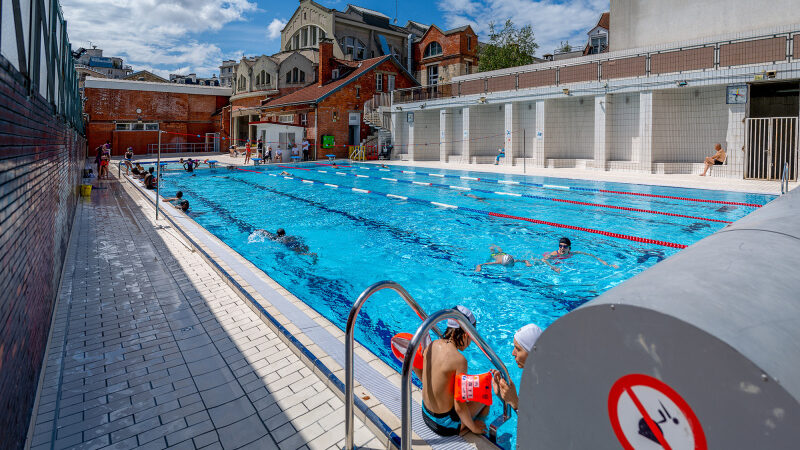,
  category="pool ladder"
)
[345,281,514,450]
[781,161,790,195]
